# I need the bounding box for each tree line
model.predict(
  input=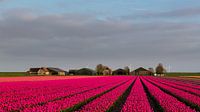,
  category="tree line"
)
[68,63,166,76]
